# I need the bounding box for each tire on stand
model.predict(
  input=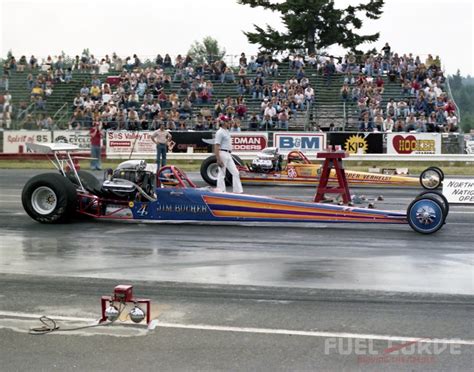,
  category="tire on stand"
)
[200,155,219,186]
[419,167,443,190]
[406,196,446,234]
[22,173,77,224]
